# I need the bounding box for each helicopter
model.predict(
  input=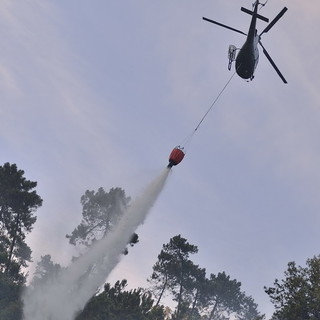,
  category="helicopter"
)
[203,1,288,83]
